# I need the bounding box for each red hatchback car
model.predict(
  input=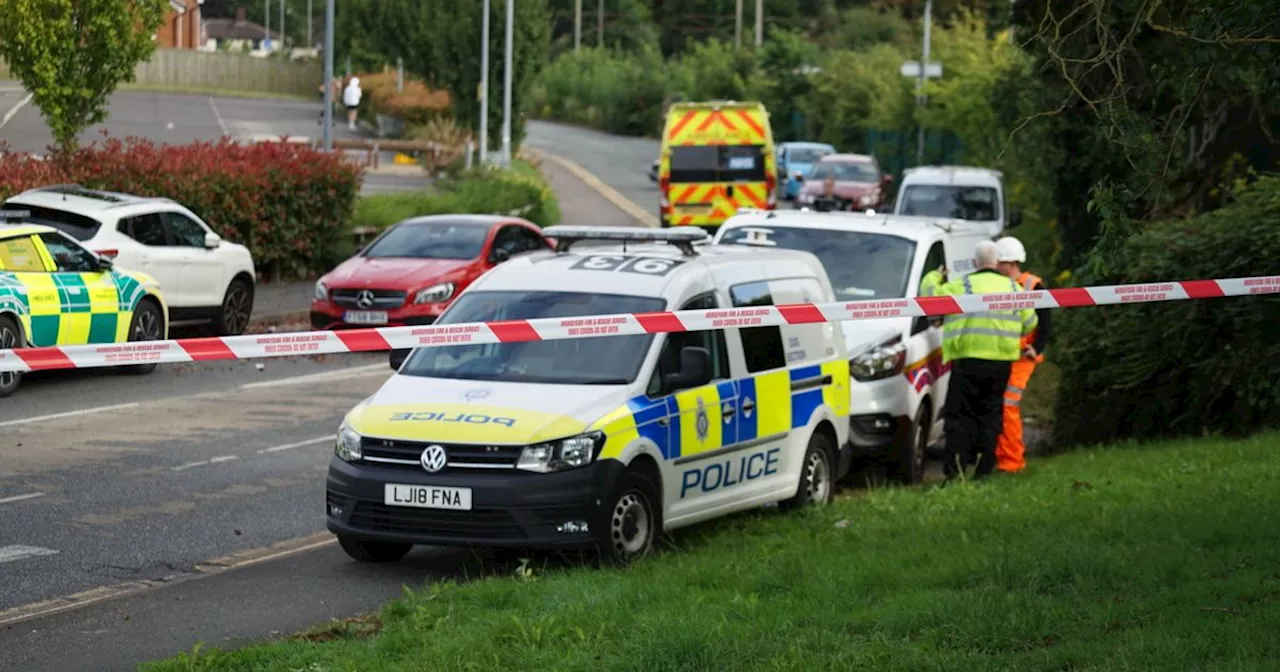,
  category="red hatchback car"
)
[311,214,552,330]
